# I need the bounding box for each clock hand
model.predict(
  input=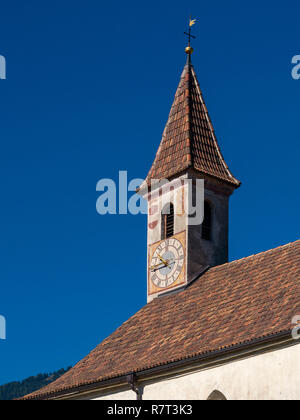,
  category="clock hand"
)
[157,254,170,266]
[163,258,177,270]
[151,266,165,272]
[165,257,180,265]
[151,265,173,273]
[150,262,165,270]
[151,257,174,271]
